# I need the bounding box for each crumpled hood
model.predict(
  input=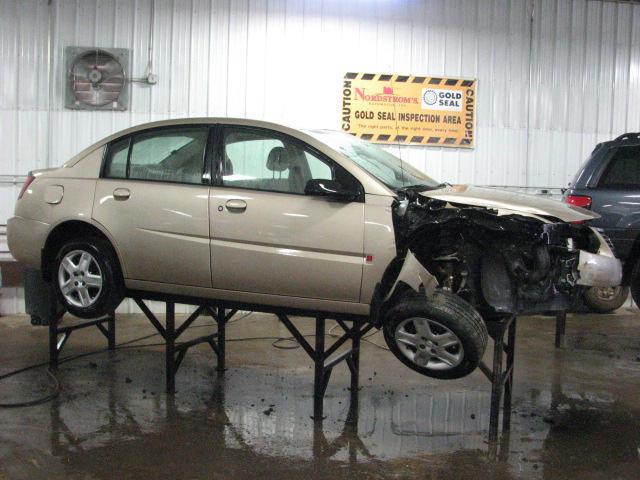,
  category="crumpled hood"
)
[419,185,599,223]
